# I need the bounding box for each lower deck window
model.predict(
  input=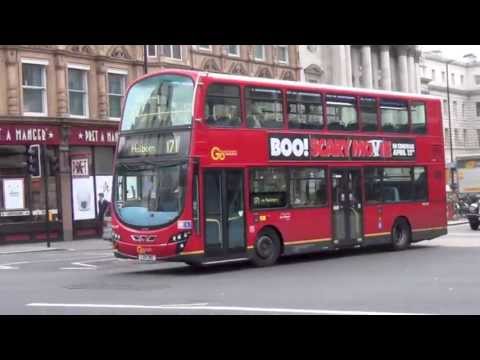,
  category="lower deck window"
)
[250,168,287,209]
[382,168,412,202]
[290,168,326,207]
[365,166,428,204]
